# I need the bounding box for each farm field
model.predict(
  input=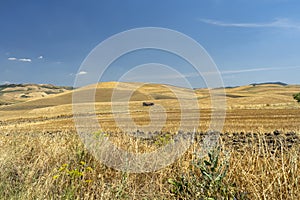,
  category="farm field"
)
[0,82,300,199]
[1,82,300,132]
